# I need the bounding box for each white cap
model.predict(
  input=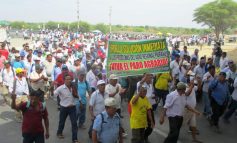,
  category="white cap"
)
[15,53,20,57]
[85,49,90,54]
[187,70,195,76]
[109,74,118,80]
[97,80,106,86]
[183,61,190,66]
[104,97,117,108]
[34,57,41,61]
